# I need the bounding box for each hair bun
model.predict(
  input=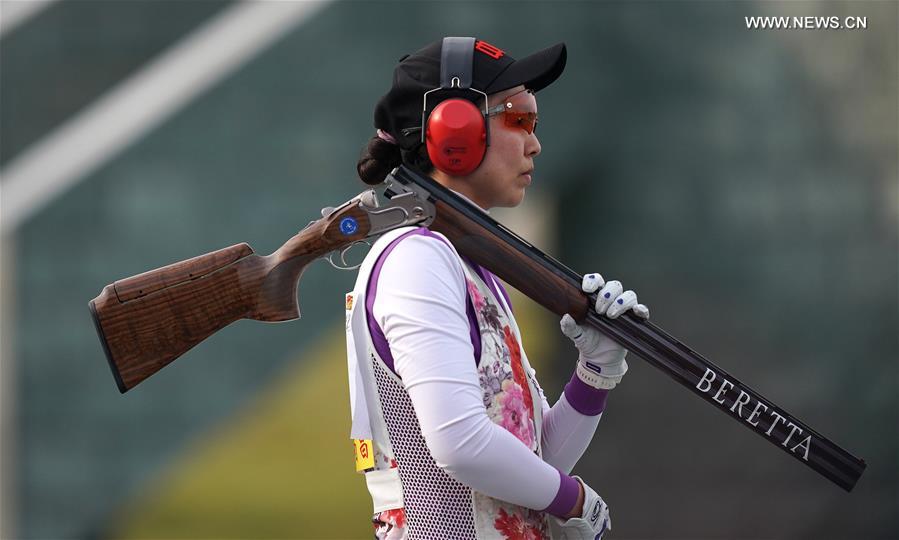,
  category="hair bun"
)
[357,136,402,185]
